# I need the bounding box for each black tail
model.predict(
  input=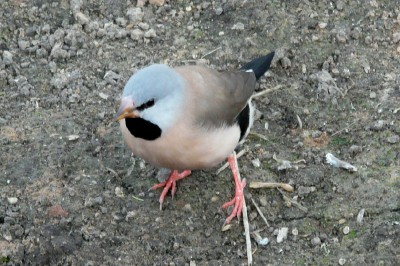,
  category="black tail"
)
[240,51,275,80]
